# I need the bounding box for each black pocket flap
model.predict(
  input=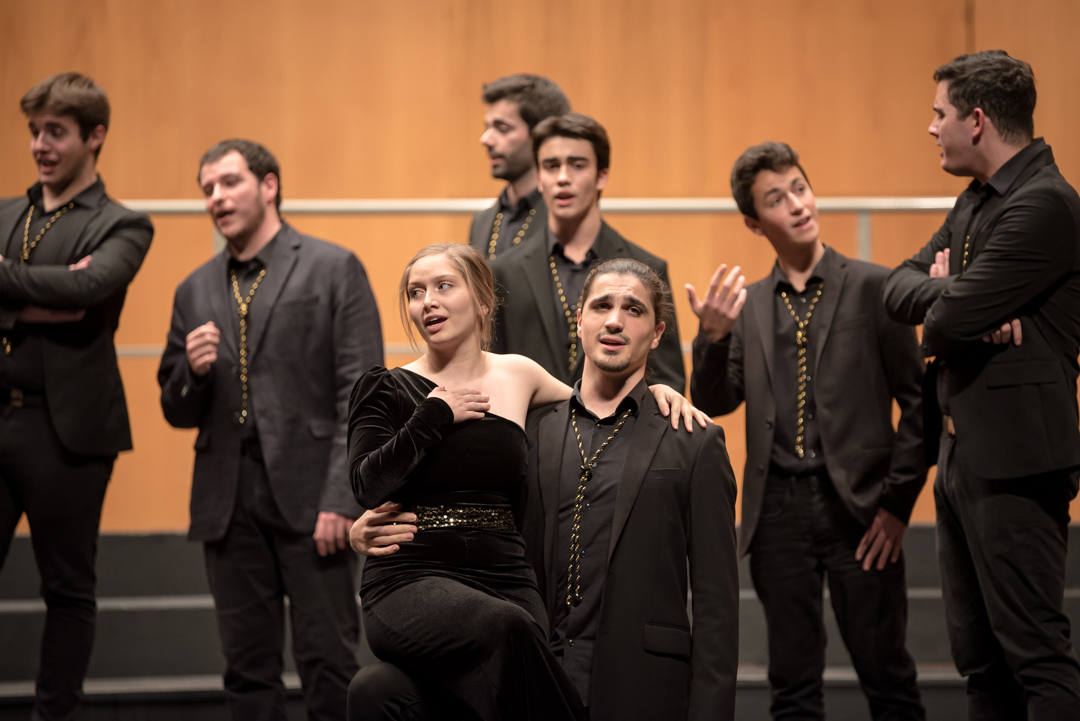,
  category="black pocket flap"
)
[642,623,691,658]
